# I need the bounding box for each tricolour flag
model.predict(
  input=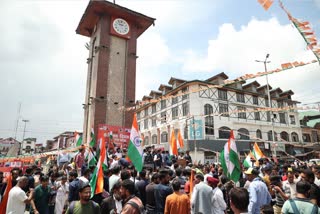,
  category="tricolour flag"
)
[87,148,97,167]
[89,128,96,147]
[169,130,178,155]
[220,130,241,182]
[177,130,184,148]
[75,131,82,147]
[252,142,266,162]
[127,113,143,172]
[89,132,106,198]
[243,151,256,168]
